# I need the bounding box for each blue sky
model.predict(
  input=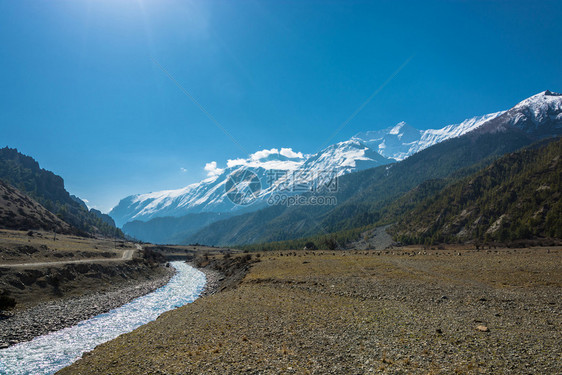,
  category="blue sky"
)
[1,0,561,212]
